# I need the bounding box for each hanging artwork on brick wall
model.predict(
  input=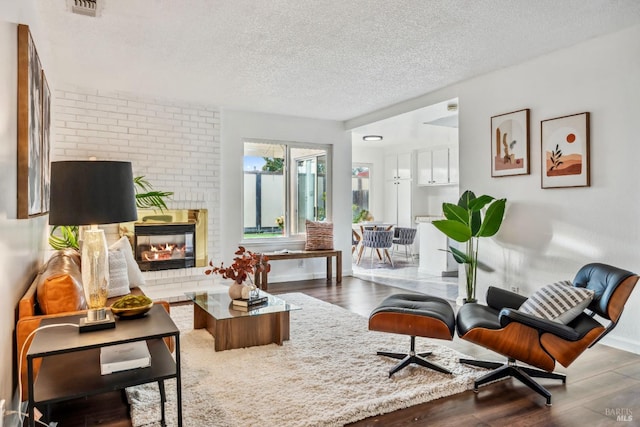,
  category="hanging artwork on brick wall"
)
[491,109,530,177]
[541,112,590,189]
[17,24,51,218]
